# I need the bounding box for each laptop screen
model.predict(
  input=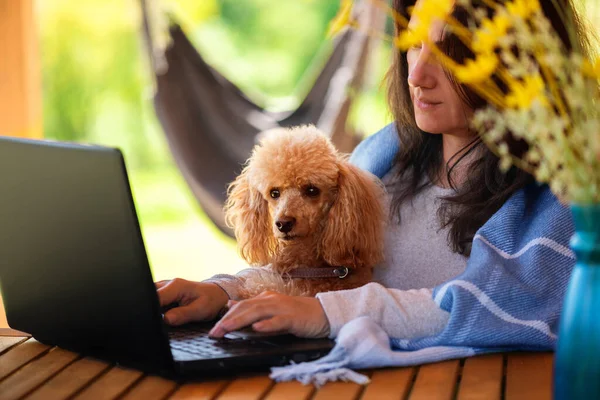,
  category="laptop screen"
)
[0,137,173,371]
